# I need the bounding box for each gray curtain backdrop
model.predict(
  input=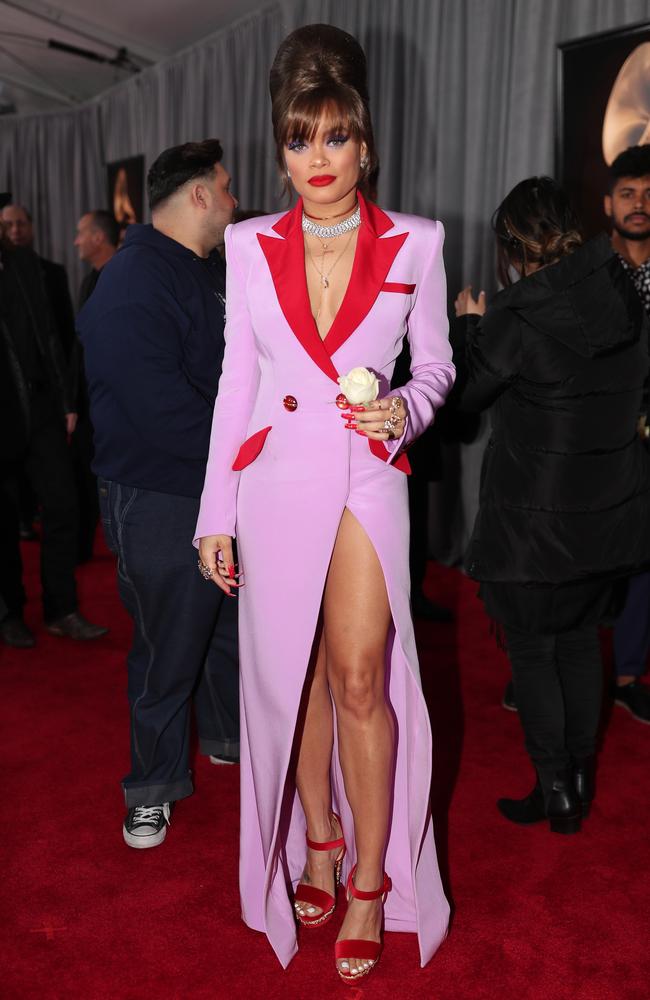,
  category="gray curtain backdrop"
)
[2,0,650,557]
